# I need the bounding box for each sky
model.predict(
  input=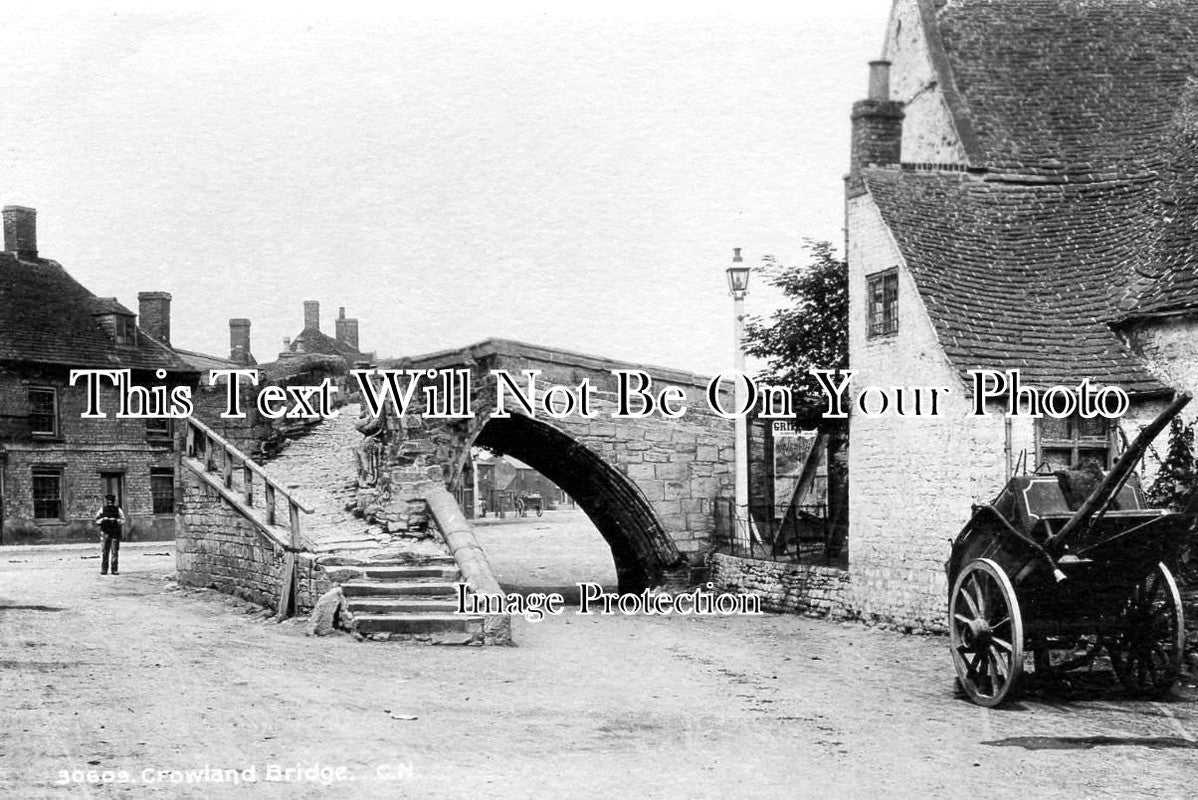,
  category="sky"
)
[0,2,887,377]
